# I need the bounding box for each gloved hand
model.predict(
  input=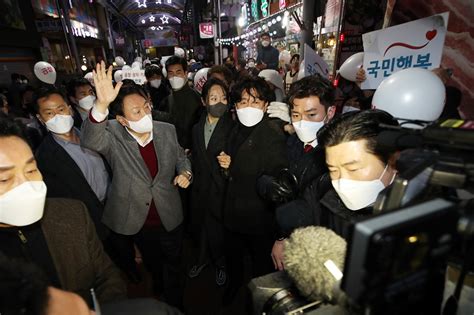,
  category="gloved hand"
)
[267,101,291,123]
[267,179,295,204]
